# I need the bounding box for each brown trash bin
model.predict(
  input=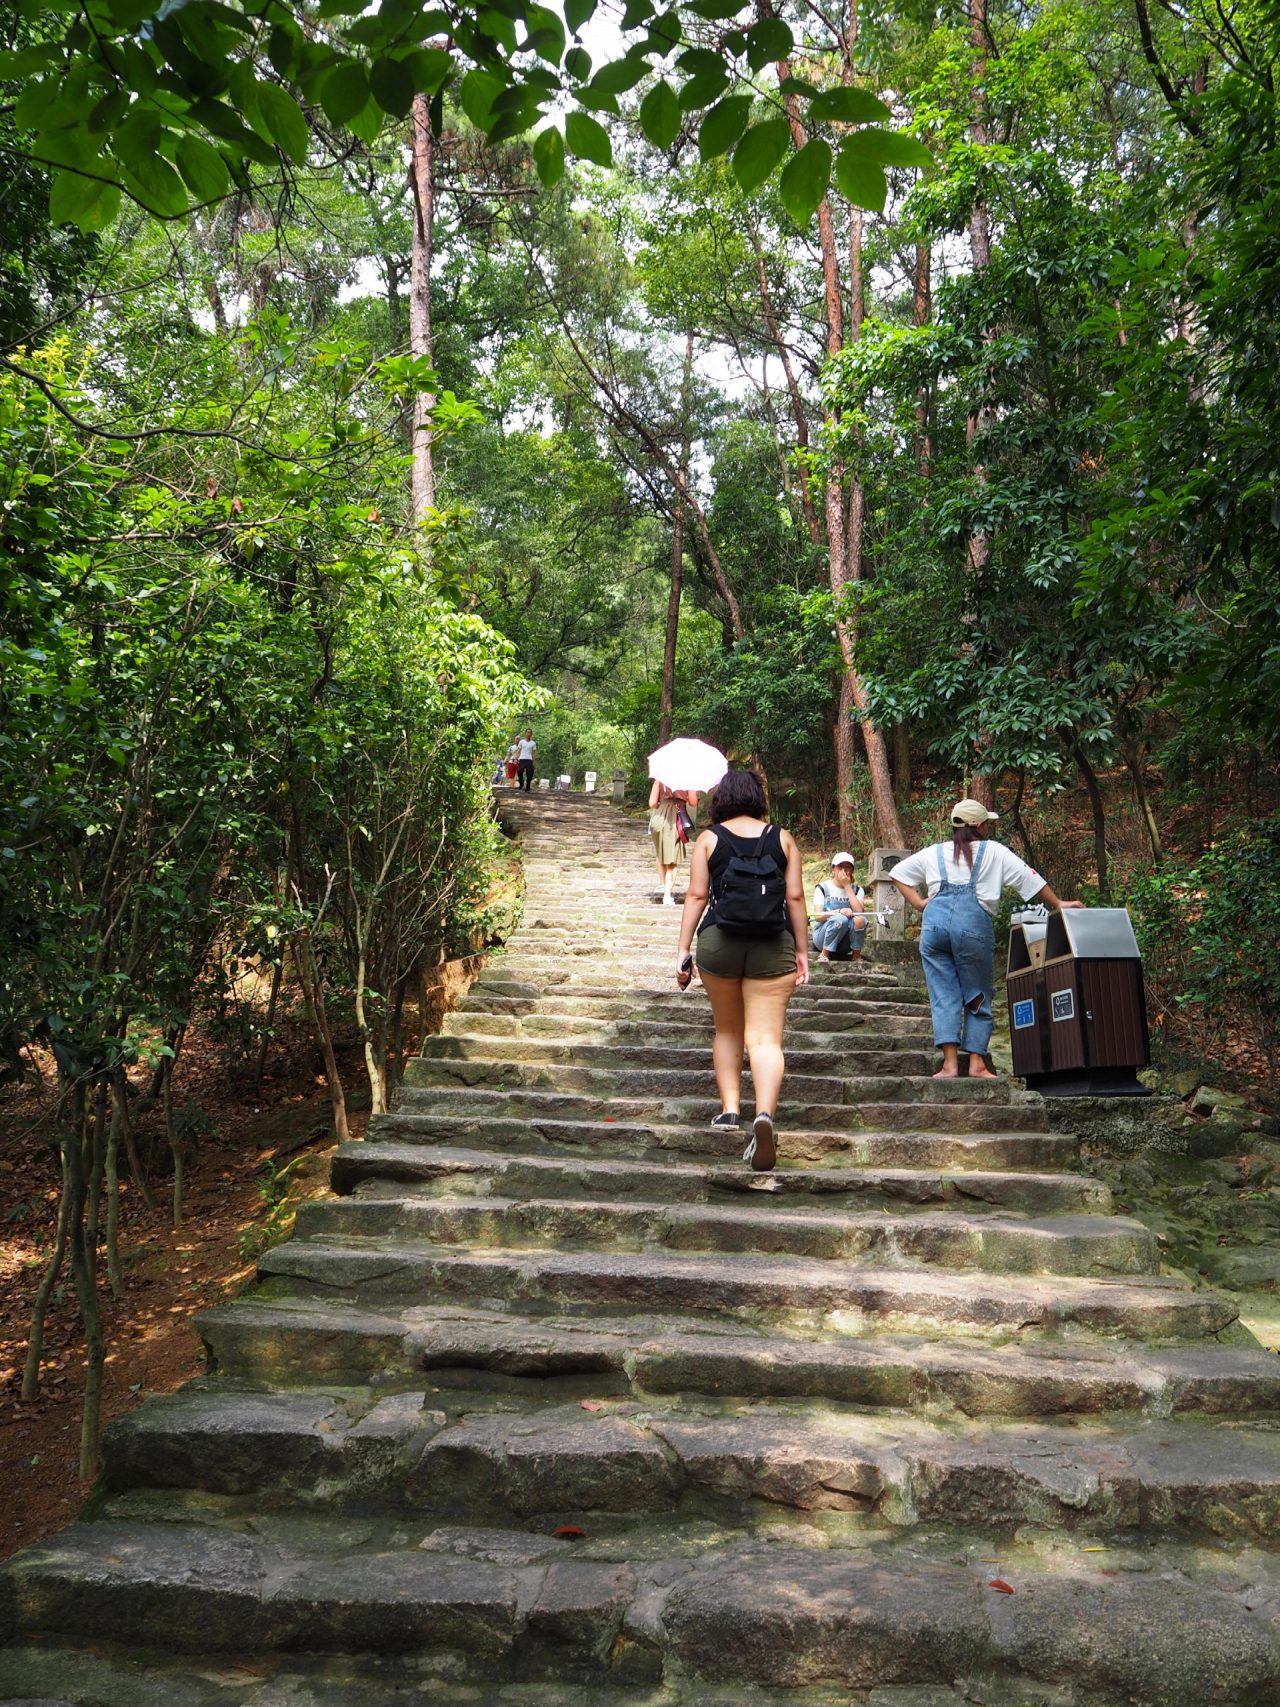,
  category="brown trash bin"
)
[1007,910,1050,1081]
[1009,907,1151,1097]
